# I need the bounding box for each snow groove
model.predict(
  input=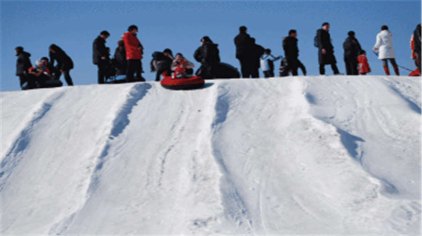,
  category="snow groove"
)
[0,90,65,191]
[50,83,152,234]
[303,89,399,197]
[382,79,421,114]
[210,84,253,232]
